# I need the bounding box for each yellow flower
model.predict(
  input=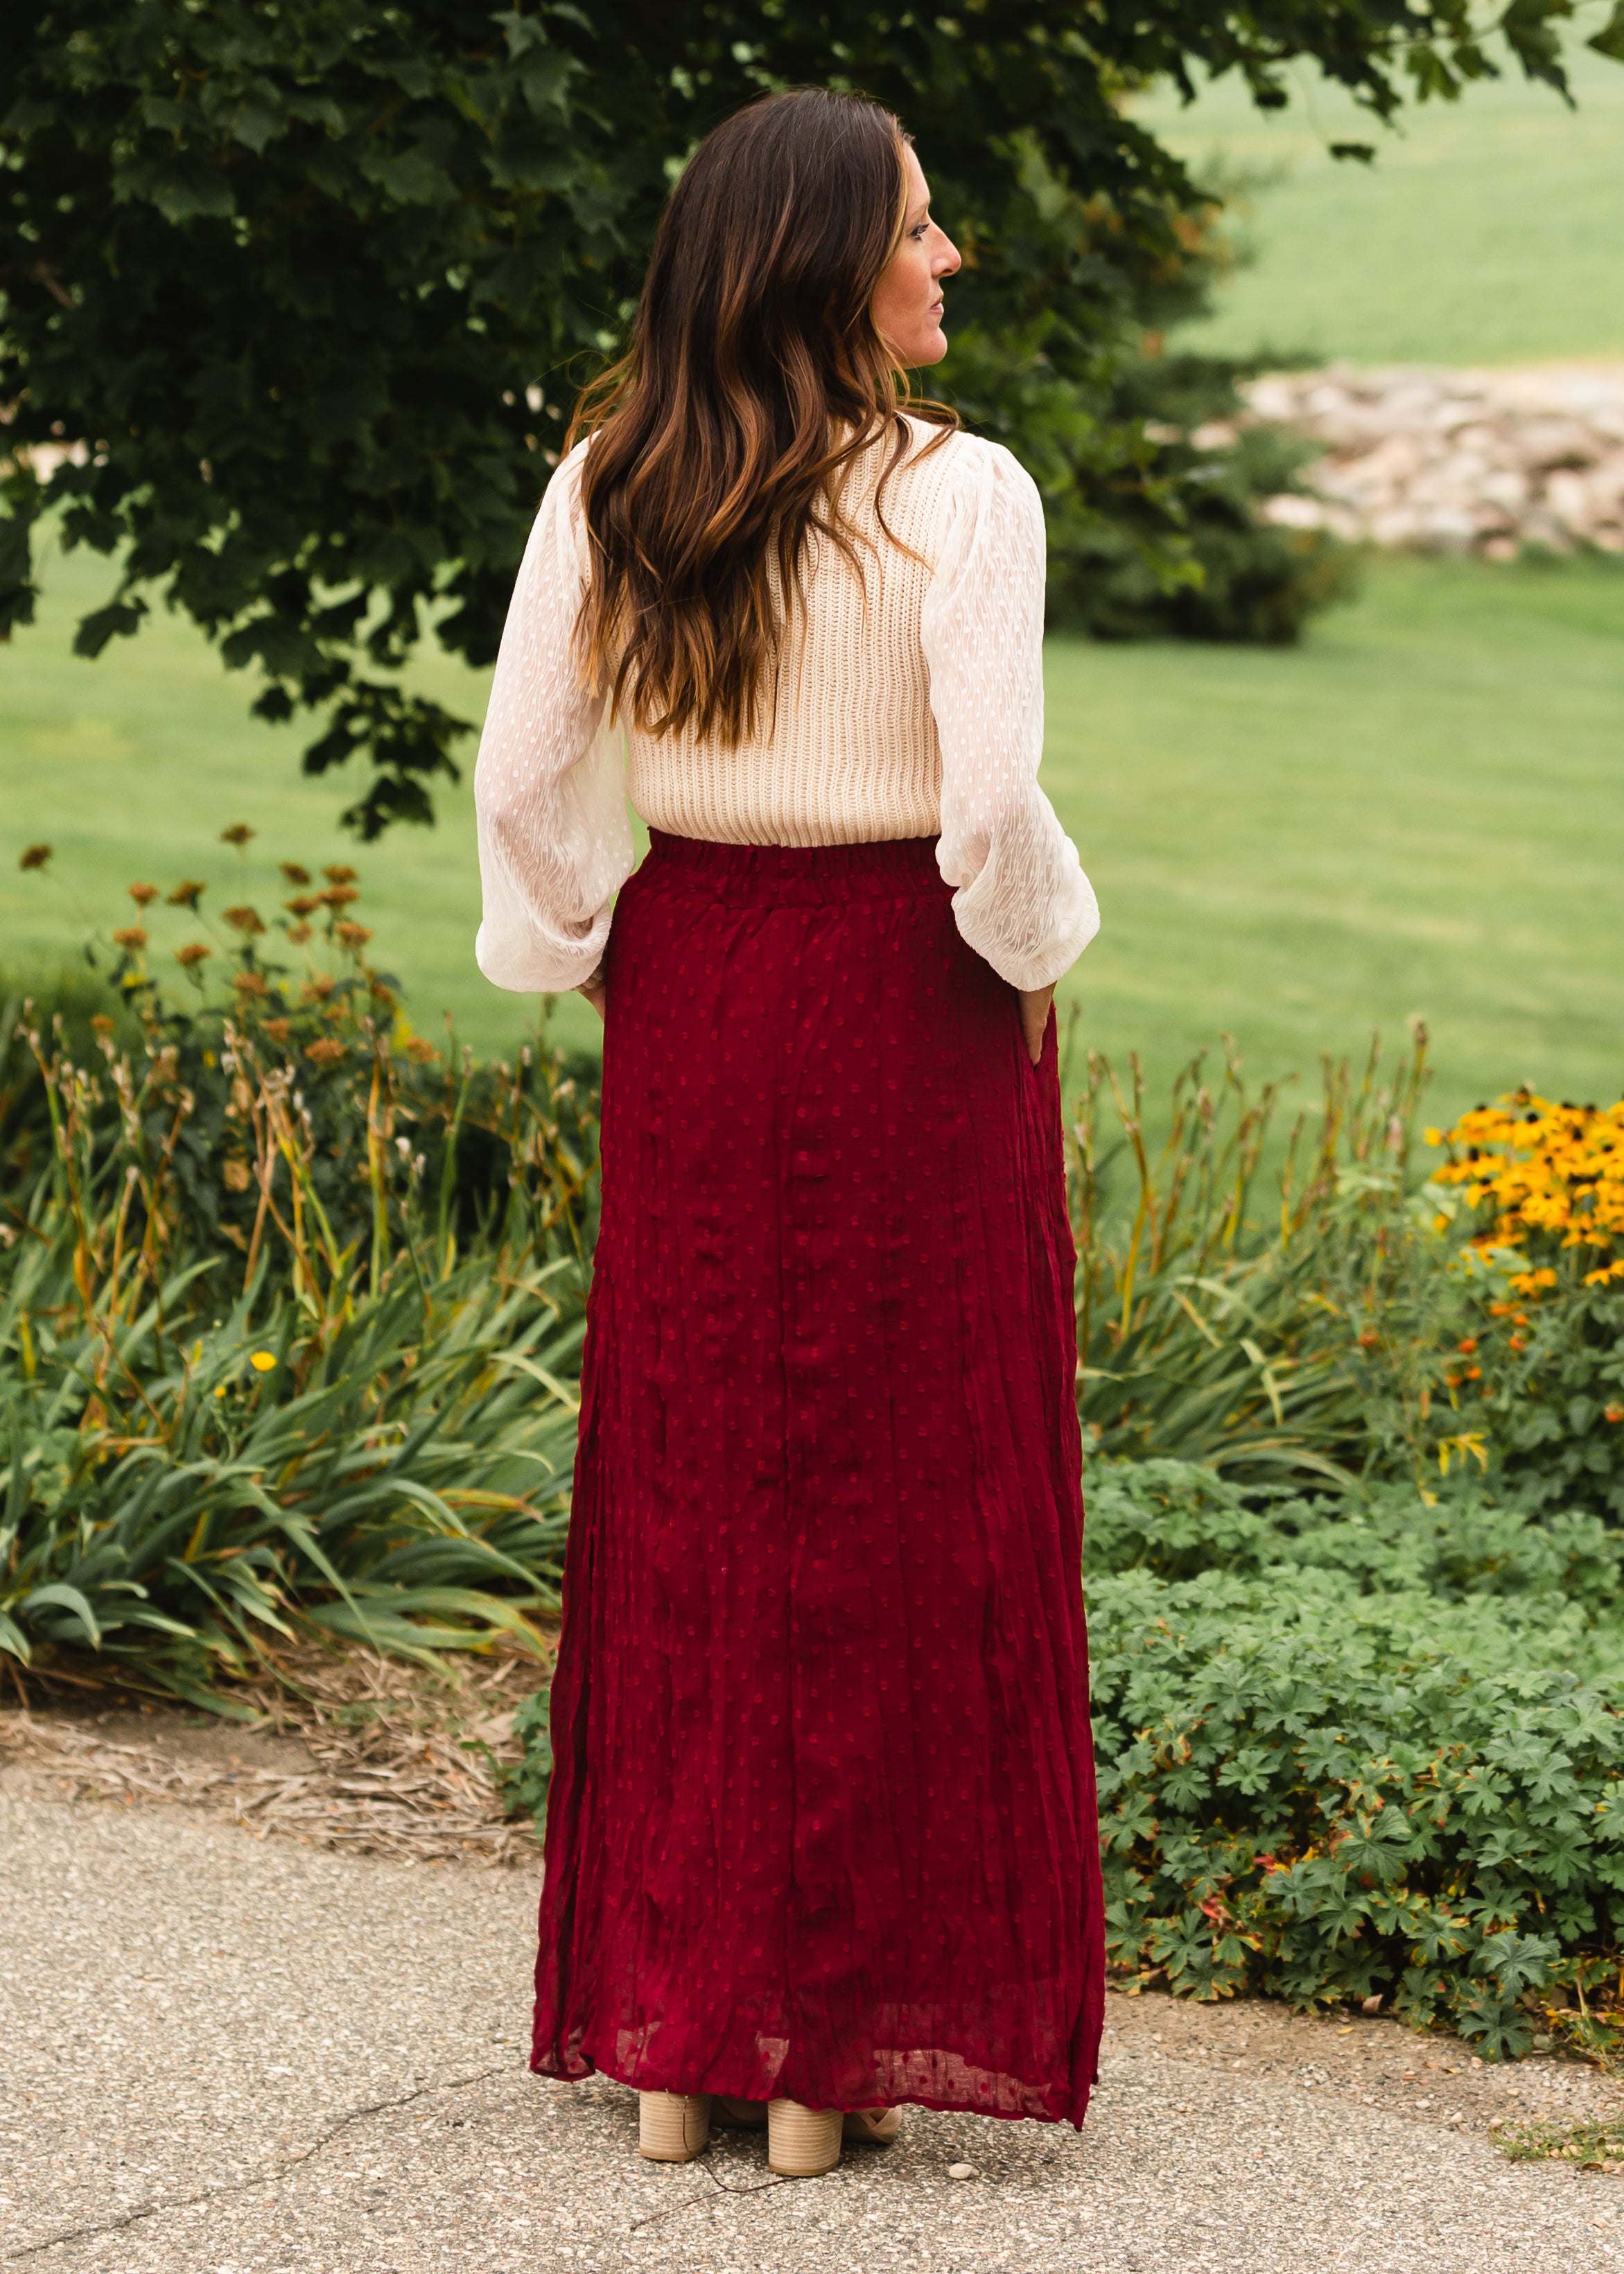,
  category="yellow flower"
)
[250,1351,277,1373]
[1429,1090,1624,1291]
